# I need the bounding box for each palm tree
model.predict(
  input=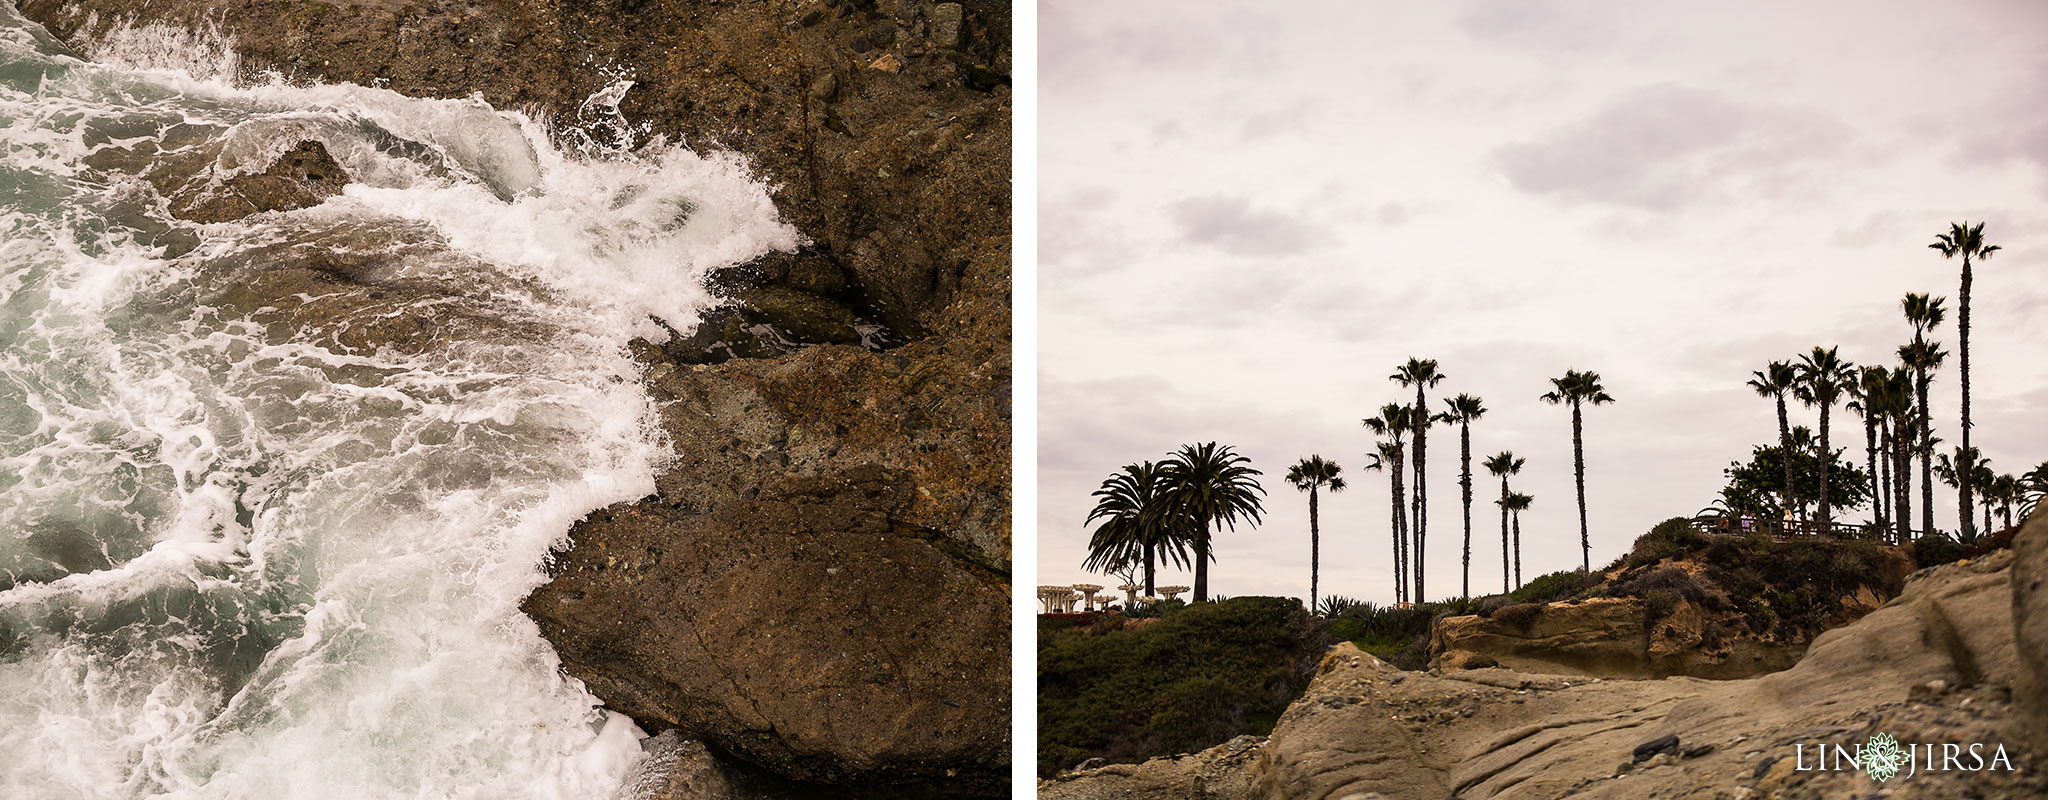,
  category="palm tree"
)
[1483,451,1524,593]
[1360,441,1405,604]
[1286,455,1346,614]
[1795,346,1854,530]
[1871,366,1916,542]
[1748,361,1799,521]
[1846,366,1888,529]
[1157,442,1266,602]
[1441,393,1486,598]
[1083,462,1186,594]
[2019,461,2048,521]
[1901,293,1947,536]
[1502,492,1534,587]
[1899,337,1947,536]
[1935,445,1991,544]
[1540,369,1614,572]
[1362,404,1413,603]
[1930,221,2000,540]
[1390,358,1446,600]
[1989,473,2022,531]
